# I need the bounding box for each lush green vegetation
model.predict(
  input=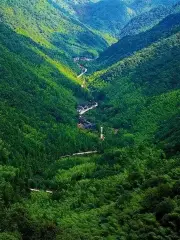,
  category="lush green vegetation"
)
[75,0,135,37]
[88,28,180,144]
[0,22,100,175]
[0,0,180,239]
[120,2,180,39]
[1,144,179,239]
[91,12,180,71]
[130,0,180,13]
[0,0,108,56]
[68,0,180,38]
[119,5,171,38]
